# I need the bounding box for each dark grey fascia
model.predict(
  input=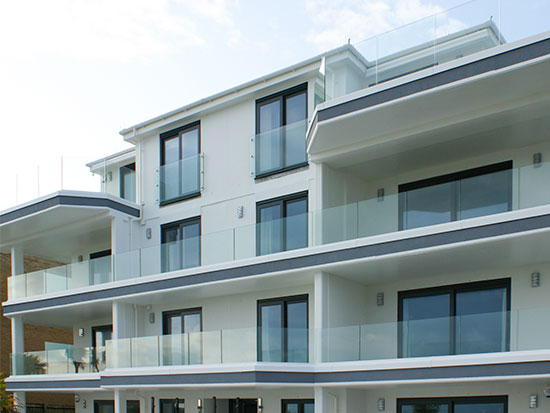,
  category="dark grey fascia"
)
[5,377,101,391]
[3,213,549,315]
[0,194,140,225]
[308,37,550,144]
